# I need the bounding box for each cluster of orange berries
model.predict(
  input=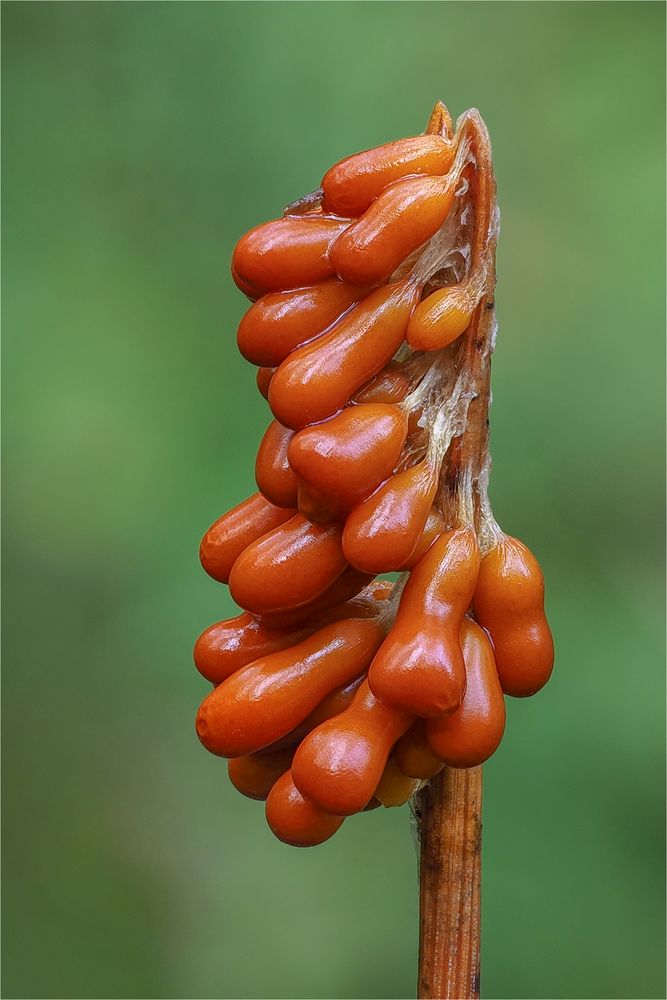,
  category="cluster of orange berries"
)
[194,103,554,847]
